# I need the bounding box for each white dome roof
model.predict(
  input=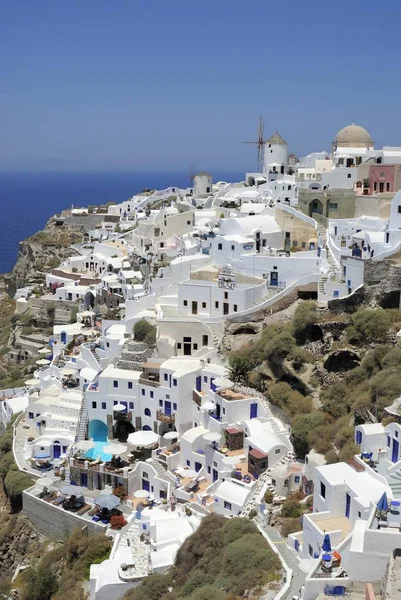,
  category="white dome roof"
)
[271,463,289,478]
